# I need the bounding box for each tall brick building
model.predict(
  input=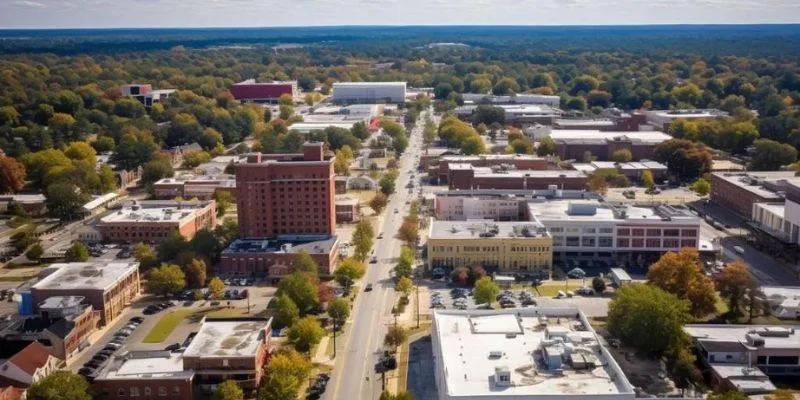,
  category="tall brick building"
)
[236,143,336,238]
